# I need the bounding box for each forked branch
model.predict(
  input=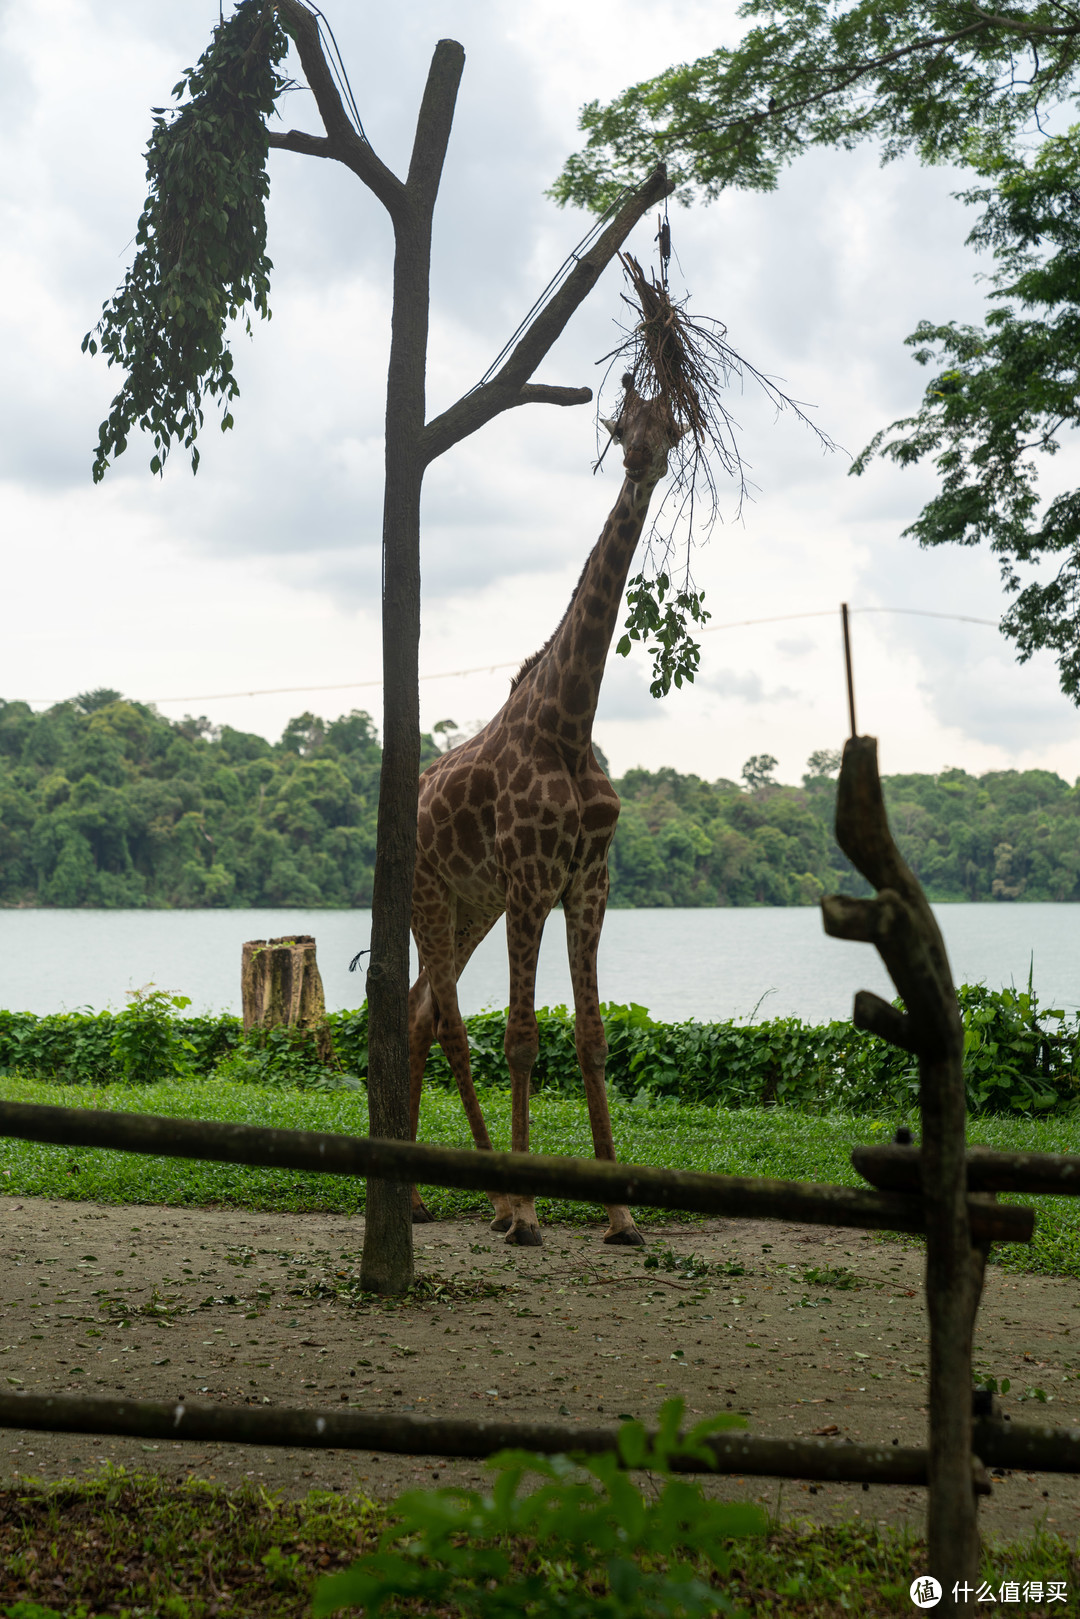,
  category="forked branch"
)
[269,0,405,214]
[821,736,962,1064]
